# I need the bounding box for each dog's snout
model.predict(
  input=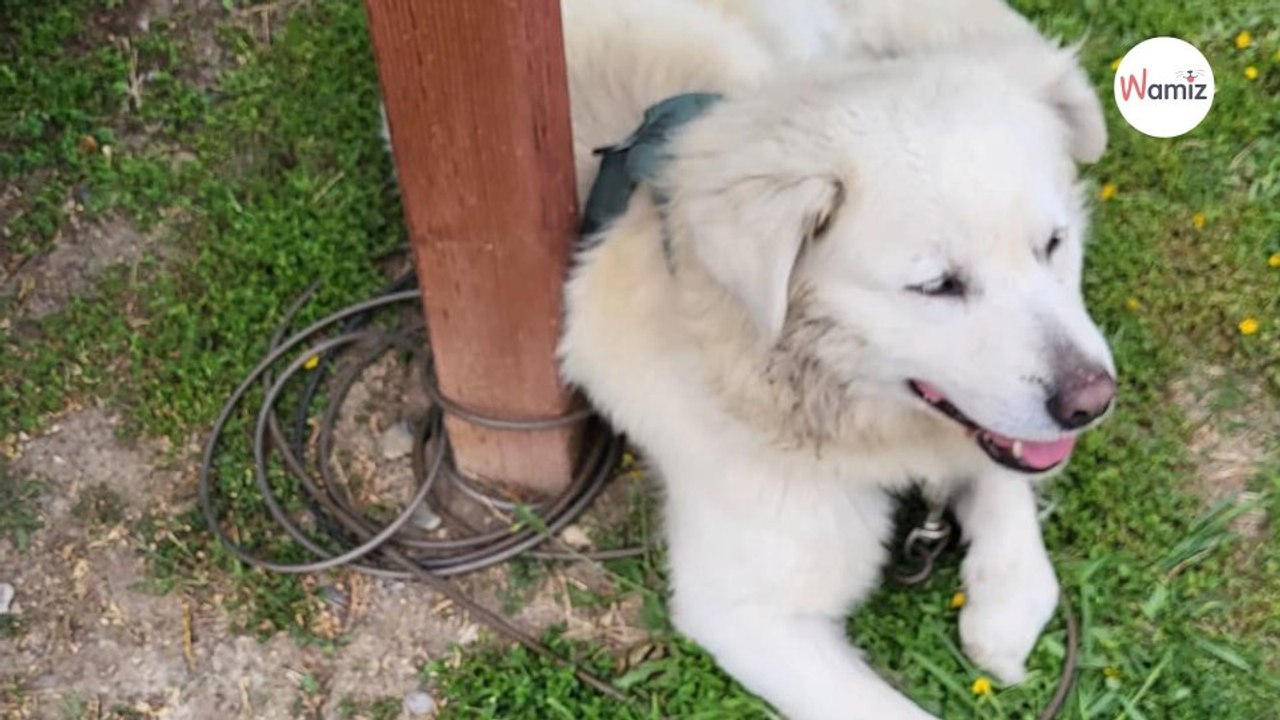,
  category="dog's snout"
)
[1046,368,1116,430]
